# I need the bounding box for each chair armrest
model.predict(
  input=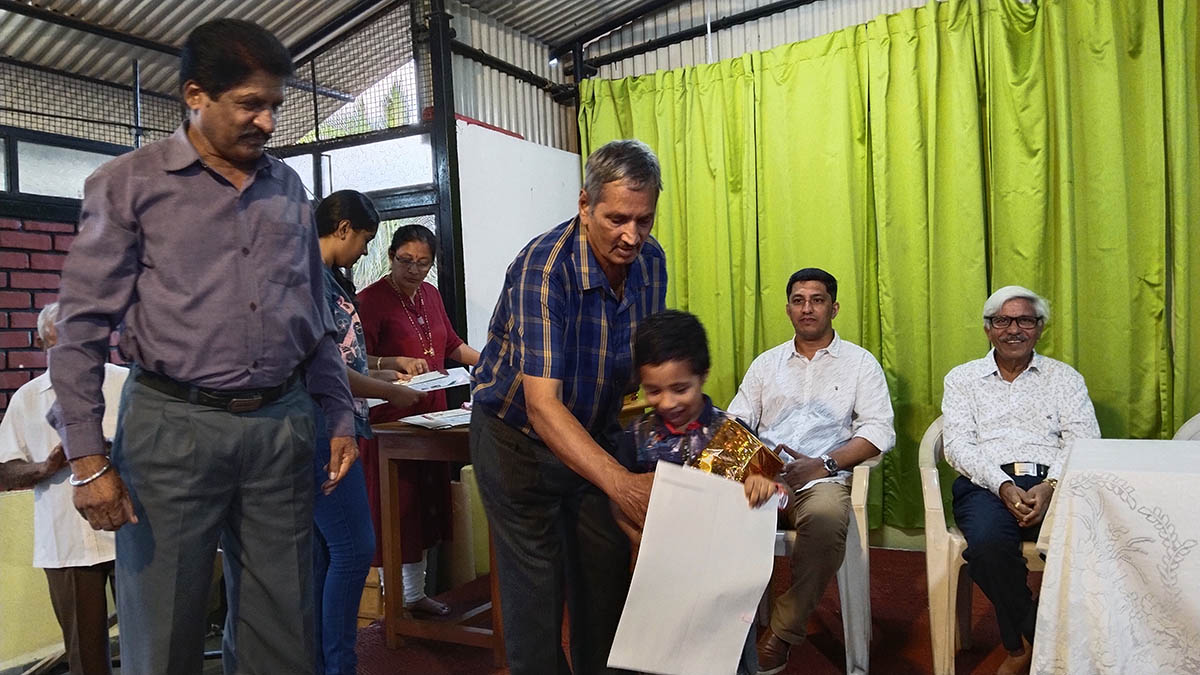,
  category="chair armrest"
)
[850,454,881,510]
[921,466,951,551]
[849,454,882,552]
